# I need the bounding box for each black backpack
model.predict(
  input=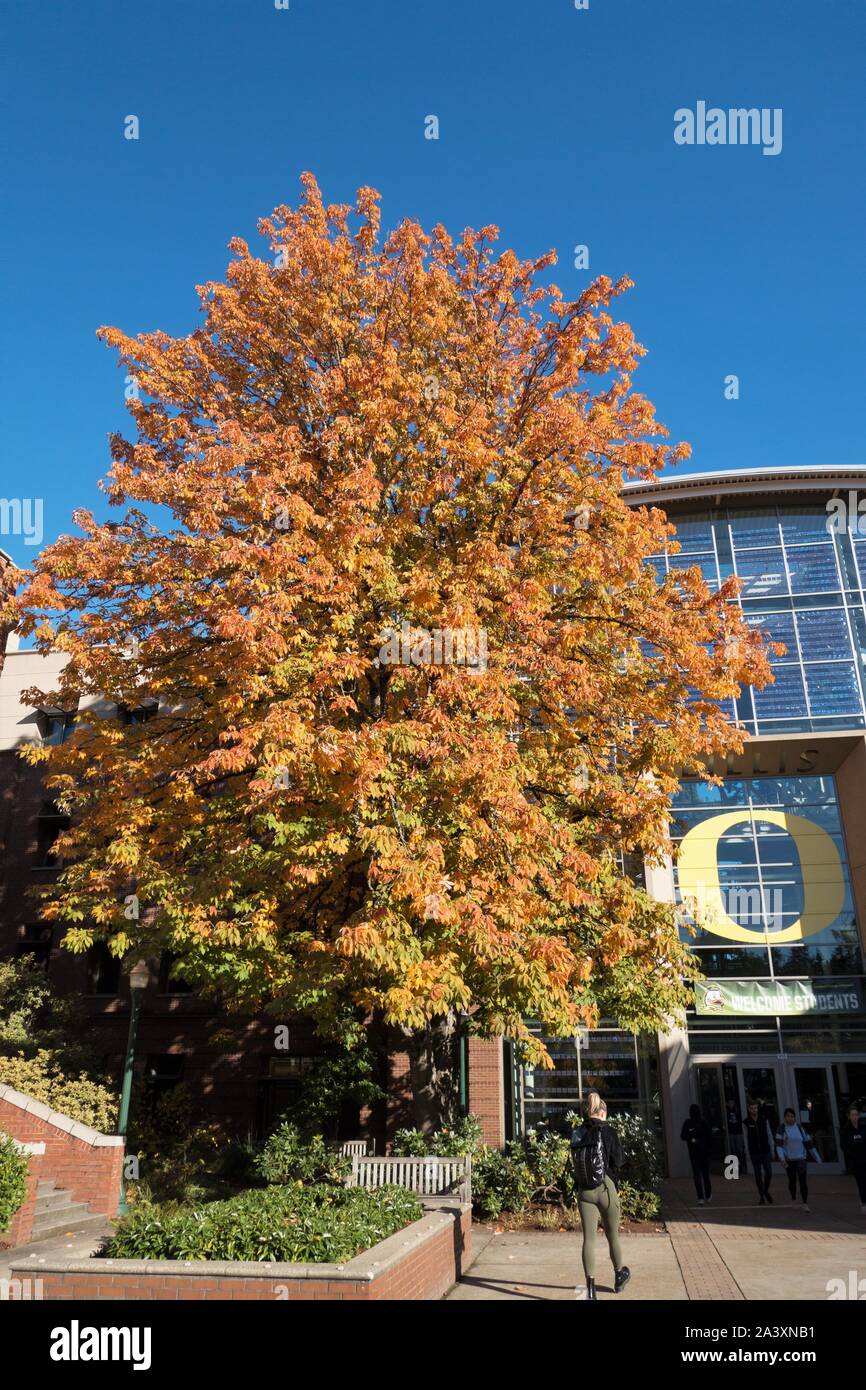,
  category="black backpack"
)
[572,1124,606,1190]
